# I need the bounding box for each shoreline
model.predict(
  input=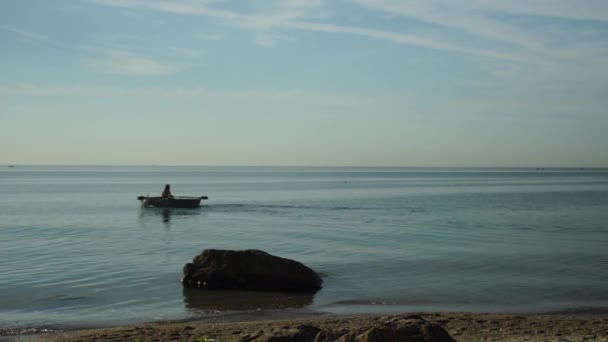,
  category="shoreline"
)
[11,310,608,342]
